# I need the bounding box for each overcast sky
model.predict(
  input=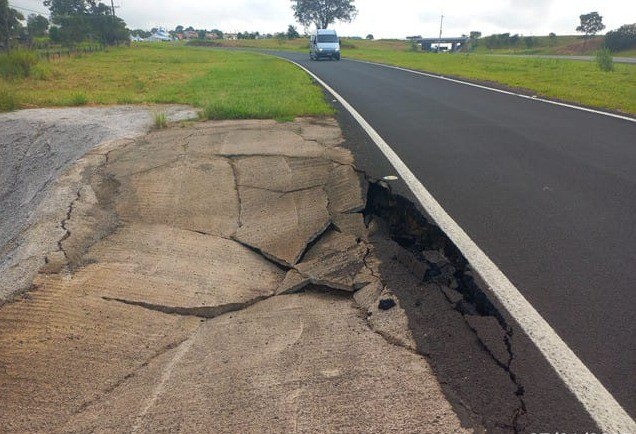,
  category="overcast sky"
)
[11,0,636,38]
